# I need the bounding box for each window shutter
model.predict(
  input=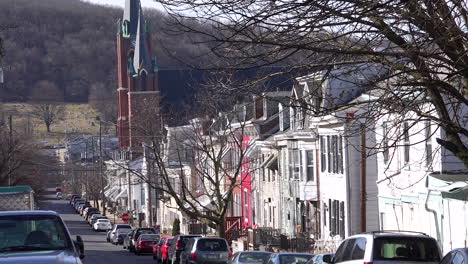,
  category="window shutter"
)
[340,201,345,238]
[327,136,331,173]
[339,136,344,174]
[320,136,326,172]
[328,199,332,232]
